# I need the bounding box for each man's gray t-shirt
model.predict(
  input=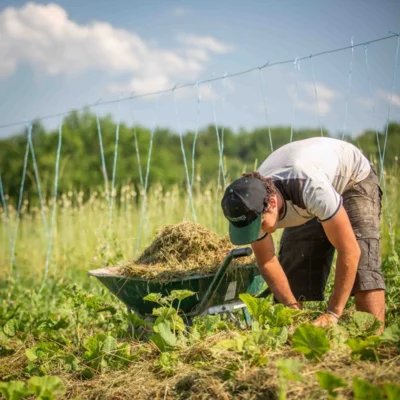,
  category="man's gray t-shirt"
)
[257,137,371,228]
